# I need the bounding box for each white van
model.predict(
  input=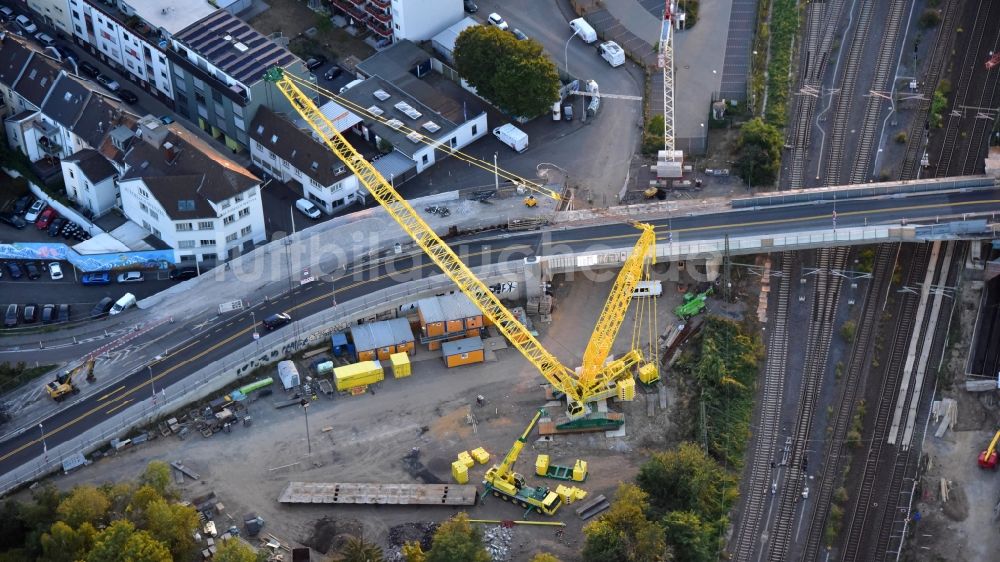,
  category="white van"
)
[569,18,597,43]
[632,281,662,298]
[339,79,364,94]
[552,101,562,121]
[109,293,136,315]
[295,198,322,219]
